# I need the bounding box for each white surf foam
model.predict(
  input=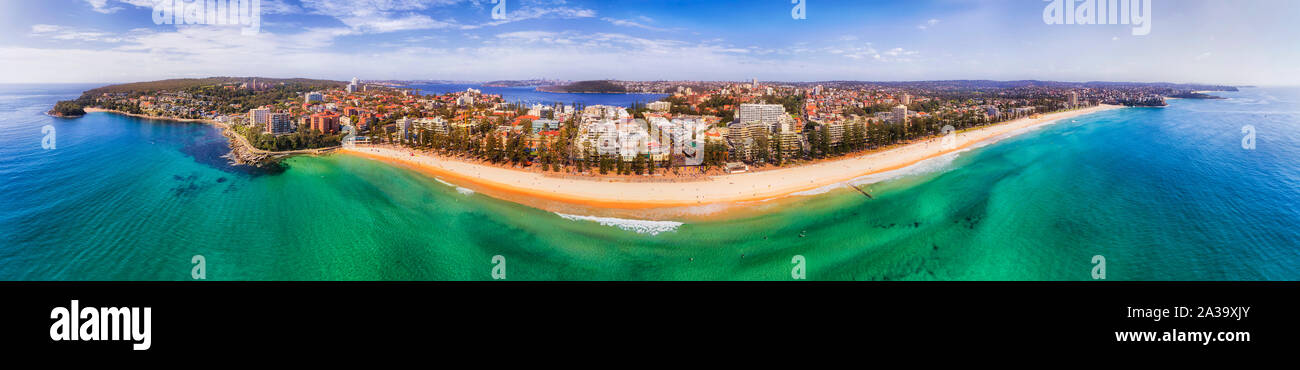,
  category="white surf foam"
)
[435,178,475,195]
[555,213,683,236]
